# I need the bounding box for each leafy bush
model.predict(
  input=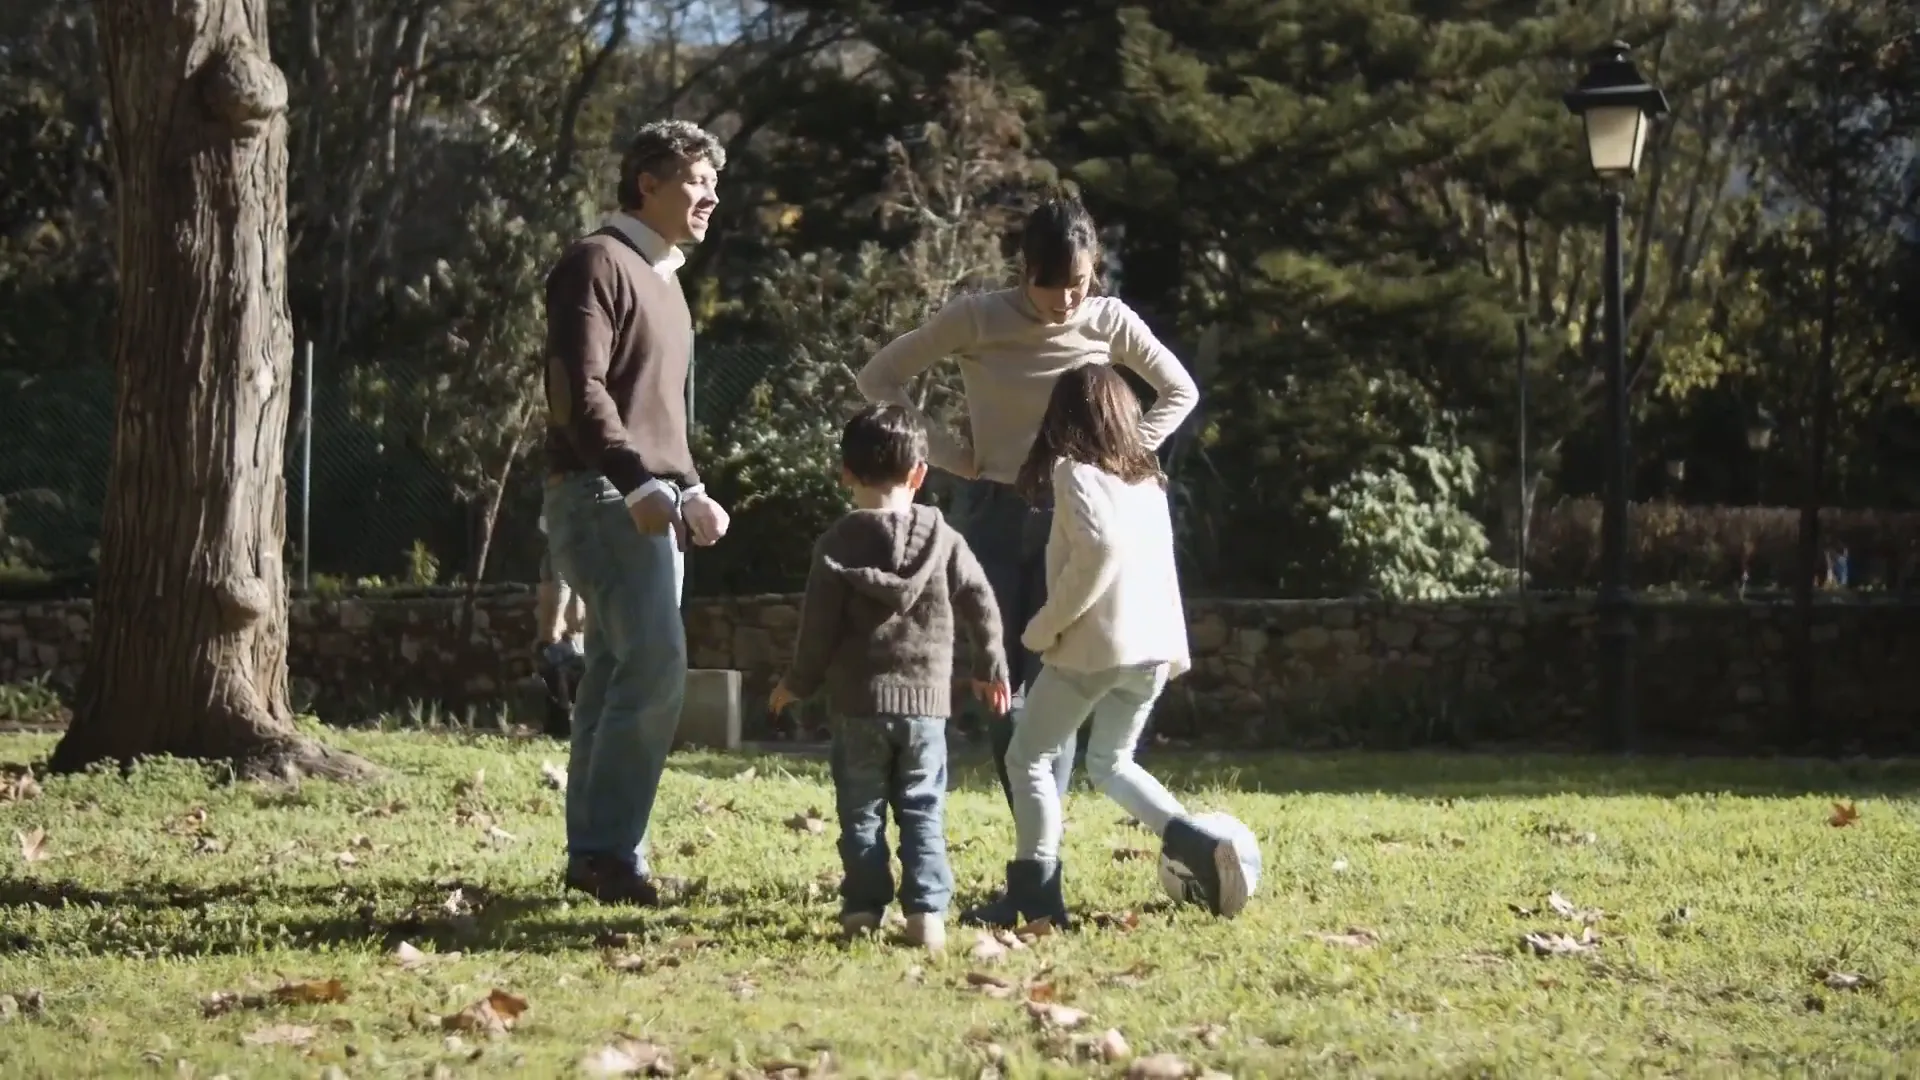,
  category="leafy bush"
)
[1327,442,1509,600]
